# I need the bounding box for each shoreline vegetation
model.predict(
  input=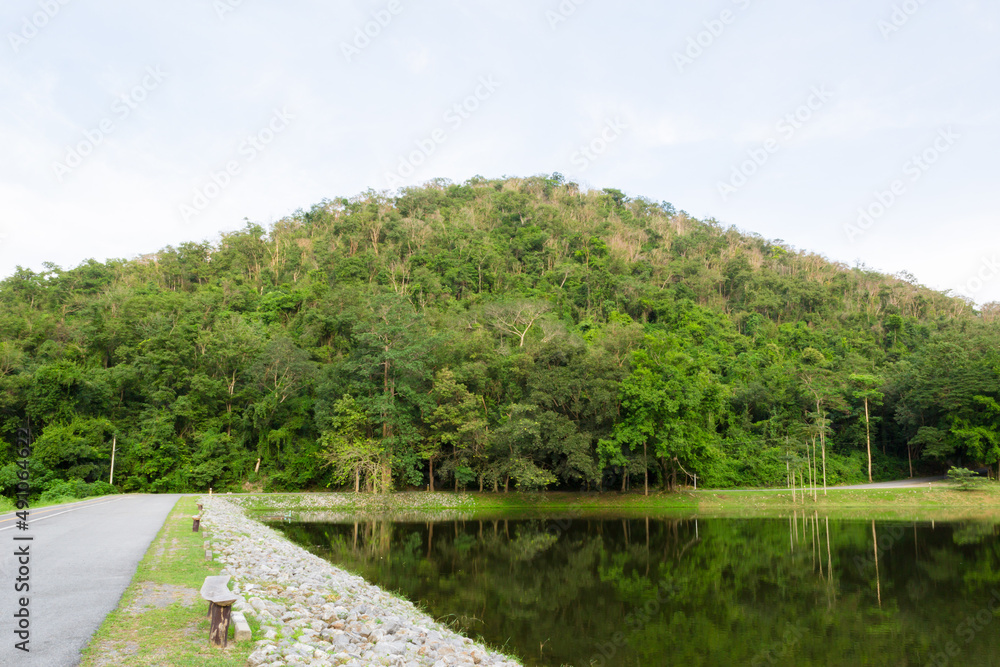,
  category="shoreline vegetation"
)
[223,483,1000,522]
